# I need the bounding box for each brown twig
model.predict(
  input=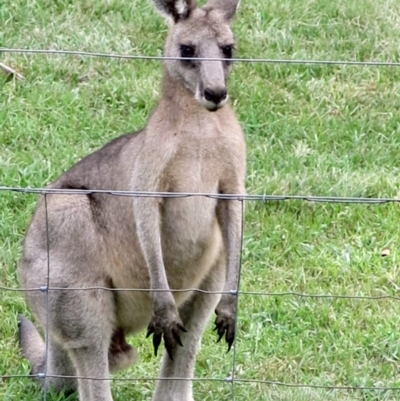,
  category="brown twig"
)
[0,61,24,81]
